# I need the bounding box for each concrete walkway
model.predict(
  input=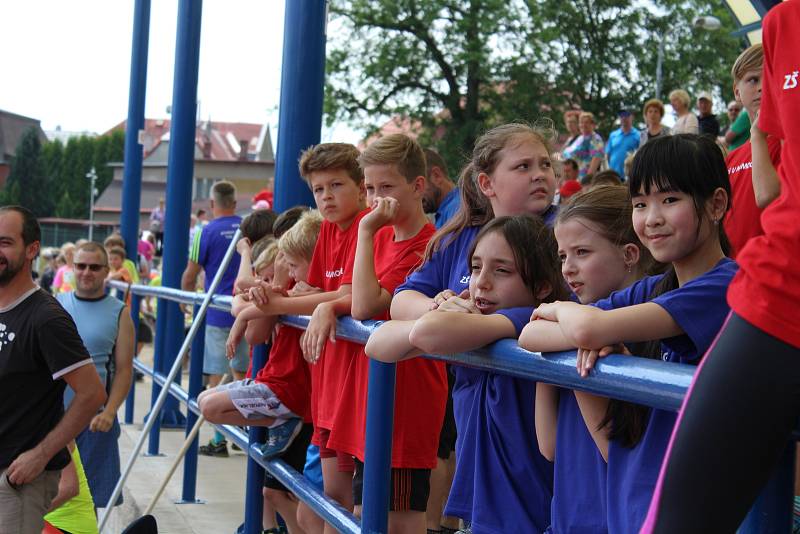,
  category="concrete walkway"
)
[103,348,250,534]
